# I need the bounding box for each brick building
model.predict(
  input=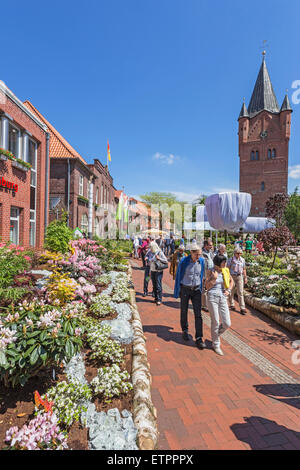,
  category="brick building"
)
[88,159,116,238]
[238,53,292,216]
[0,82,49,249]
[24,101,116,238]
